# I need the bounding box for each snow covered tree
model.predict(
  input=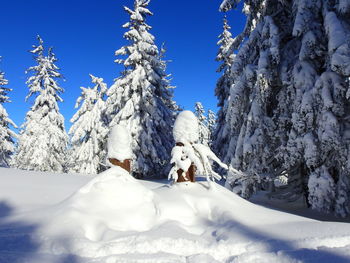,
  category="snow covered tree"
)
[169,111,228,184]
[213,15,235,160]
[207,109,216,145]
[194,102,209,145]
[105,0,177,178]
[220,0,350,216]
[69,74,108,175]
[0,62,16,167]
[13,36,68,172]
